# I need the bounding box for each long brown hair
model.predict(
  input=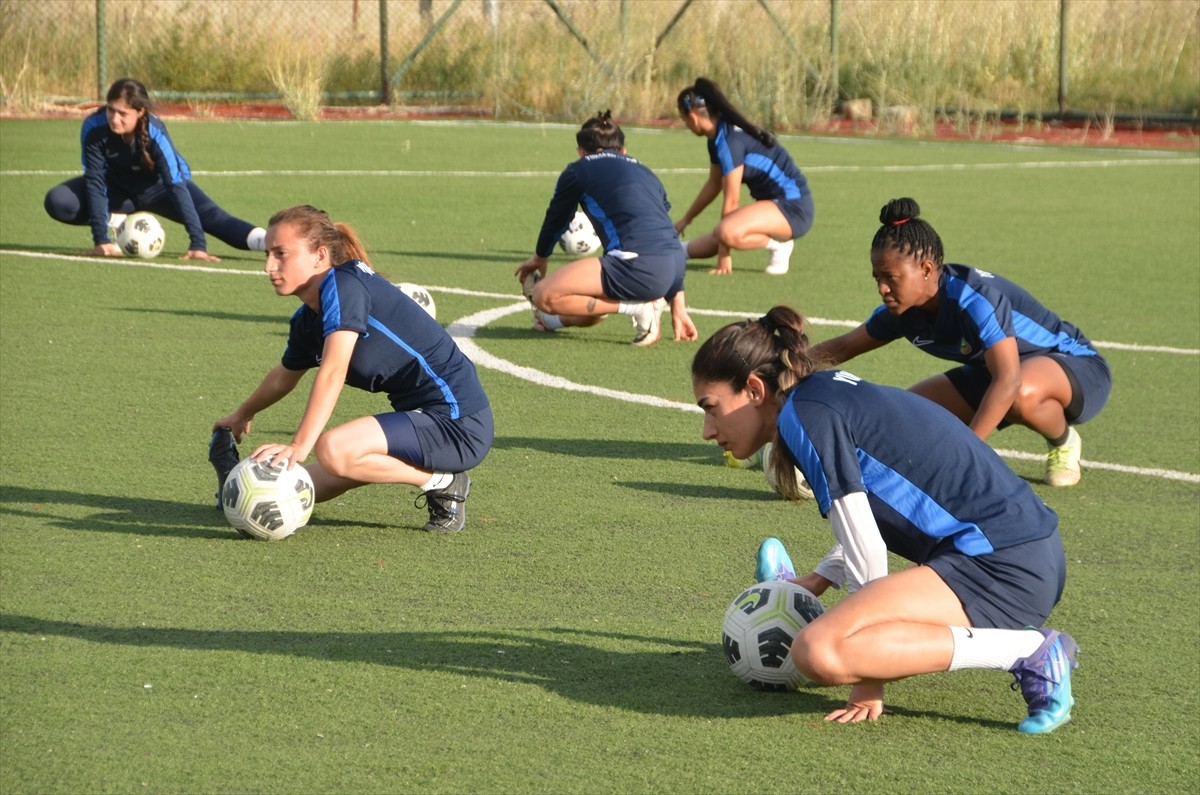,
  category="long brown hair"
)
[691,305,825,502]
[268,205,370,266]
[107,78,155,172]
